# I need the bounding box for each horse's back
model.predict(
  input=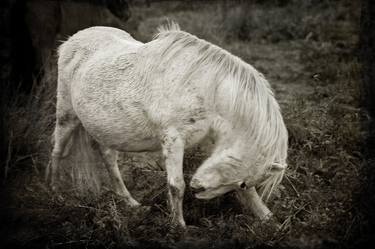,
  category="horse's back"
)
[60,26,141,51]
[56,26,143,116]
[58,26,141,74]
